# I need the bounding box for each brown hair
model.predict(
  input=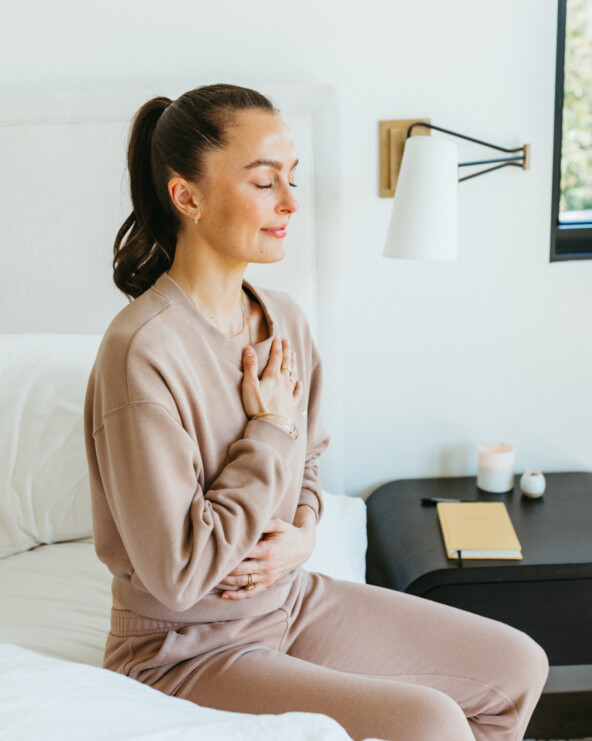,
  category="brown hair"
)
[113,84,278,299]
